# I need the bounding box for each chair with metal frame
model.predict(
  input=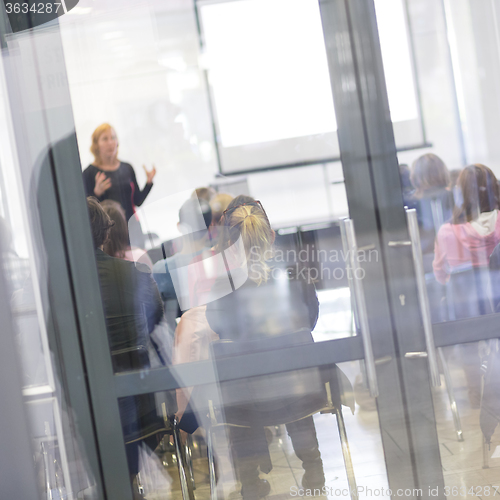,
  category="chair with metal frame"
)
[111,345,195,500]
[199,330,357,500]
[31,407,69,500]
[445,265,493,322]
